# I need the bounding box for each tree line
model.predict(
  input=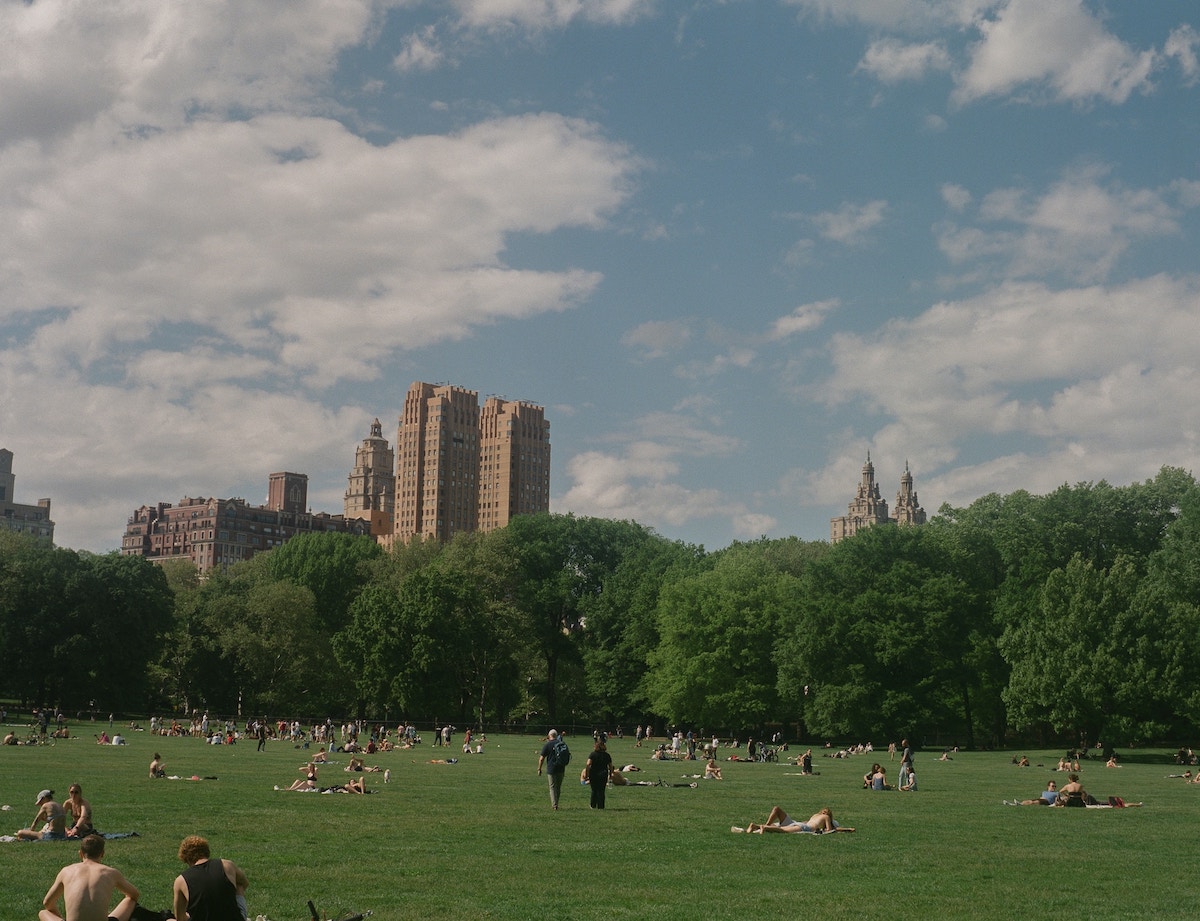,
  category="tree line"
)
[2,466,1198,747]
